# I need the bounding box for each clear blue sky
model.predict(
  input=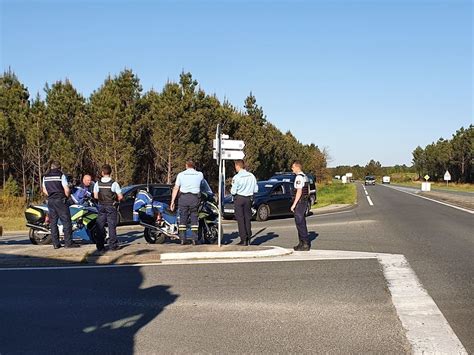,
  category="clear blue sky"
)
[1,0,472,167]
